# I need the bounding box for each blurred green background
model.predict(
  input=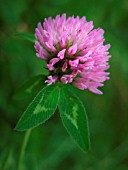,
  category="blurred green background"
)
[0,0,128,169]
